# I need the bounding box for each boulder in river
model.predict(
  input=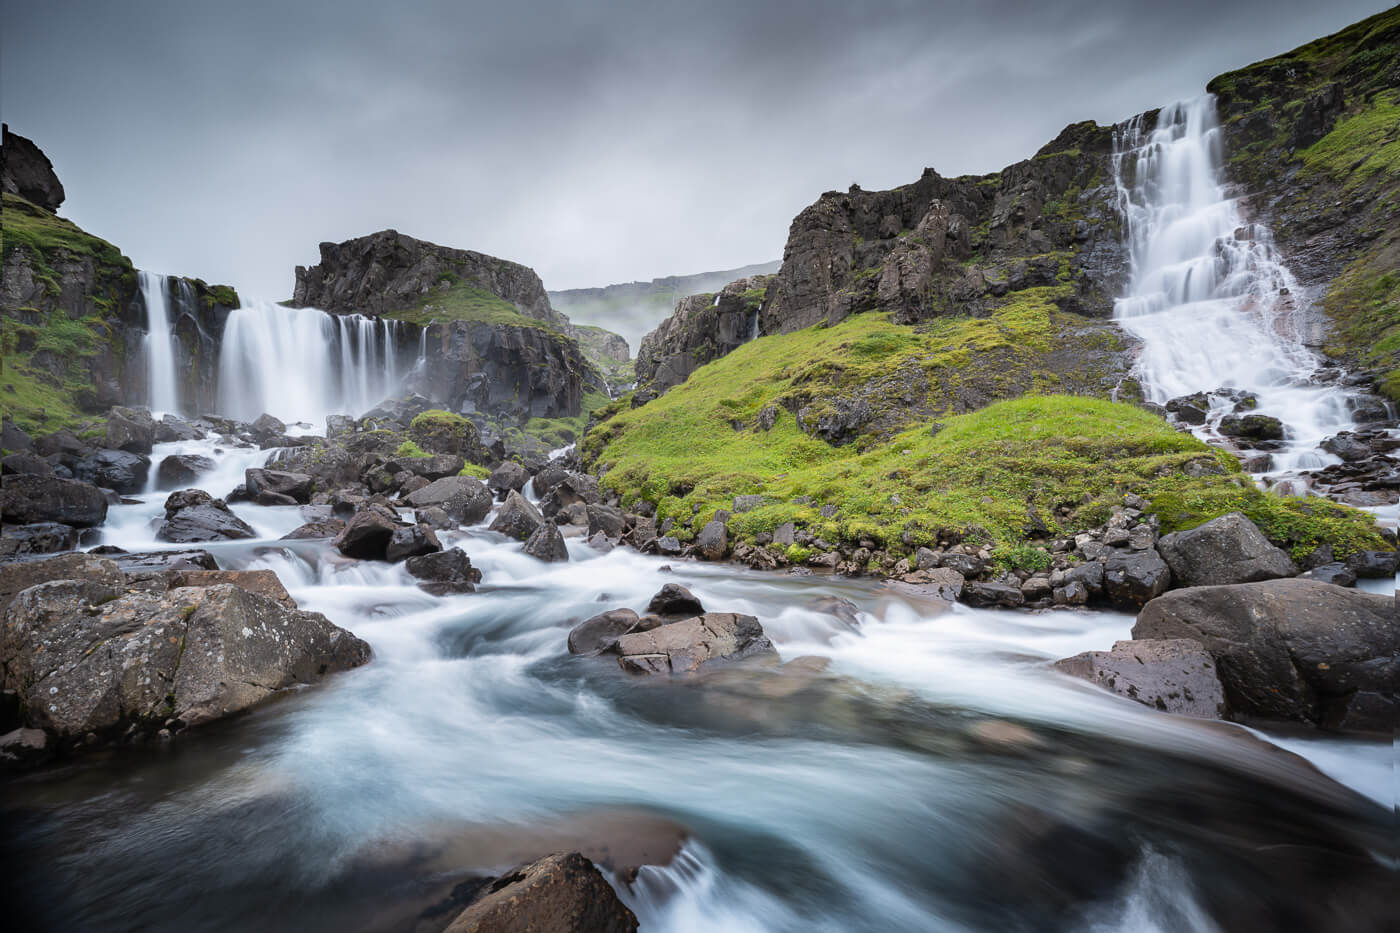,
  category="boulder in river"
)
[615,612,778,674]
[487,460,529,496]
[567,608,653,655]
[0,474,108,527]
[156,489,256,543]
[404,476,493,525]
[70,449,150,494]
[2,581,370,737]
[438,852,637,933]
[1054,639,1226,718]
[386,523,442,563]
[405,547,480,595]
[522,522,568,562]
[1217,413,1284,441]
[645,583,704,616]
[1133,578,1396,732]
[488,490,543,541]
[1156,512,1297,586]
[281,518,346,540]
[245,468,314,505]
[156,454,216,490]
[1345,549,1399,578]
[334,505,400,560]
[105,406,155,454]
